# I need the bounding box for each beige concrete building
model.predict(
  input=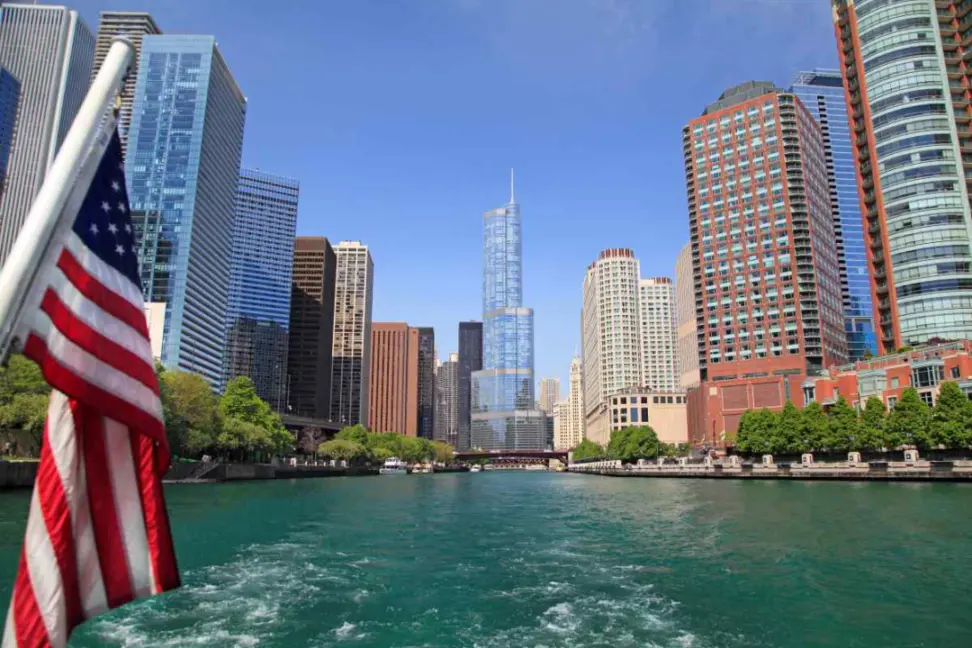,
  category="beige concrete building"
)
[144,302,165,361]
[554,357,586,449]
[607,388,688,445]
[639,277,679,391]
[331,241,374,427]
[582,248,643,444]
[675,244,700,389]
[538,377,560,414]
